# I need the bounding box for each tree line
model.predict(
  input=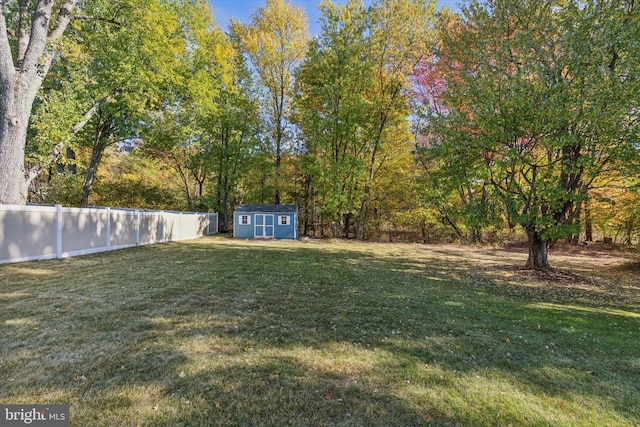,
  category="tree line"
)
[0,0,638,269]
